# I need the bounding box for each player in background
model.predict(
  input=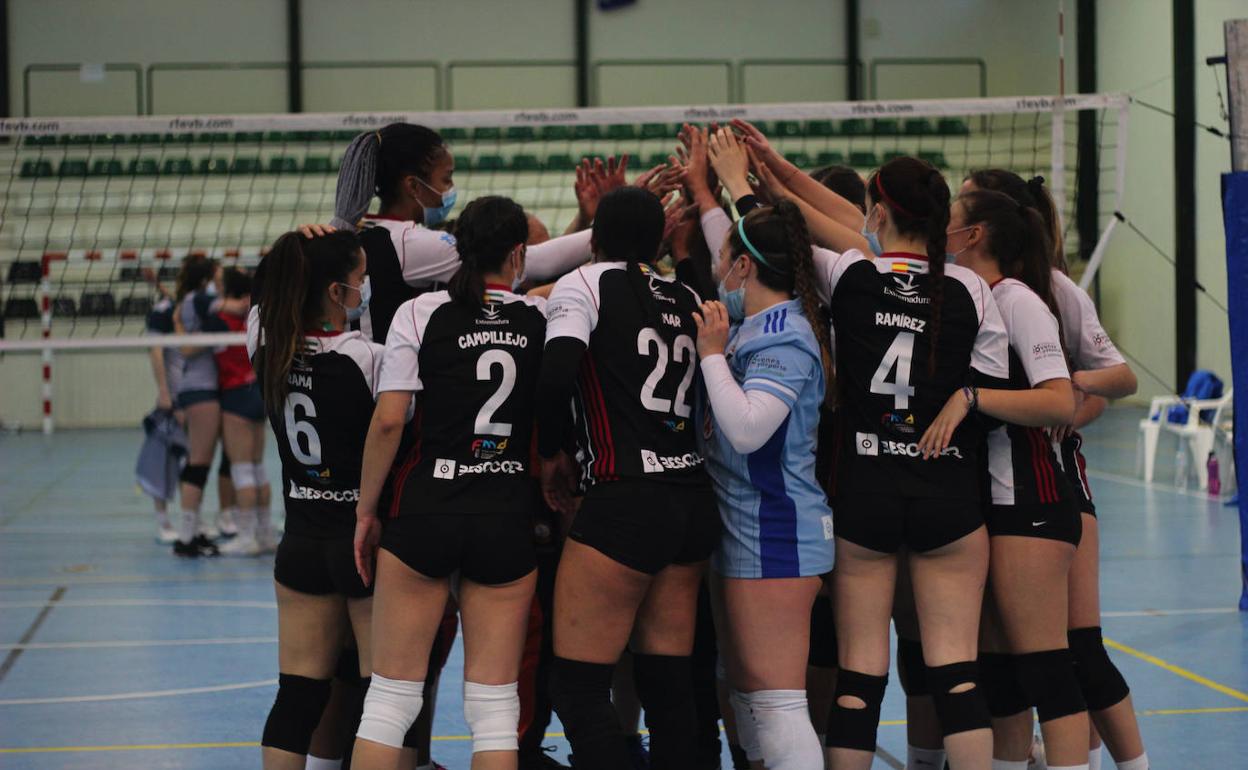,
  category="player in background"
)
[249,230,378,770]
[536,187,718,770]
[140,283,186,544]
[965,171,1147,770]
[692,200,835,770]
[351,196,543,770]
[927,188,1087,770]
[329,123,594,345]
